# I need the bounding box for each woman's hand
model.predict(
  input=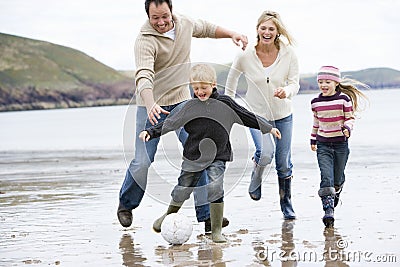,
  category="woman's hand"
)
[274,87,287,99]
[270,128,281,139]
